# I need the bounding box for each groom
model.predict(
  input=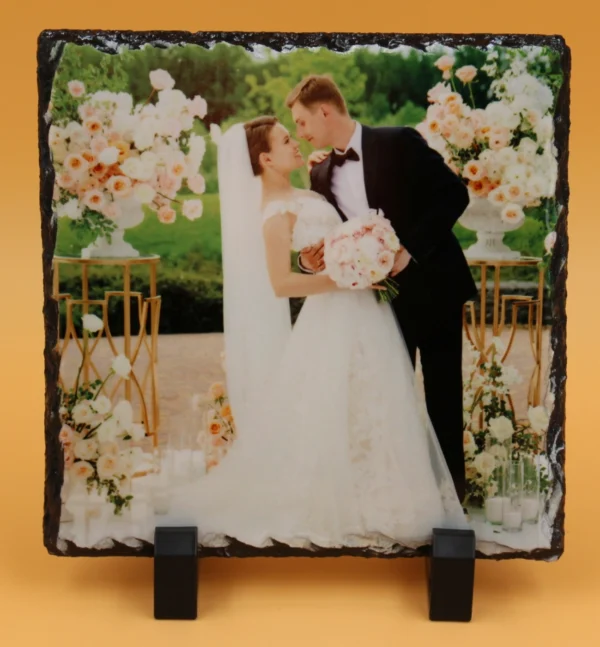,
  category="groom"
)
[286,75,477,503]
